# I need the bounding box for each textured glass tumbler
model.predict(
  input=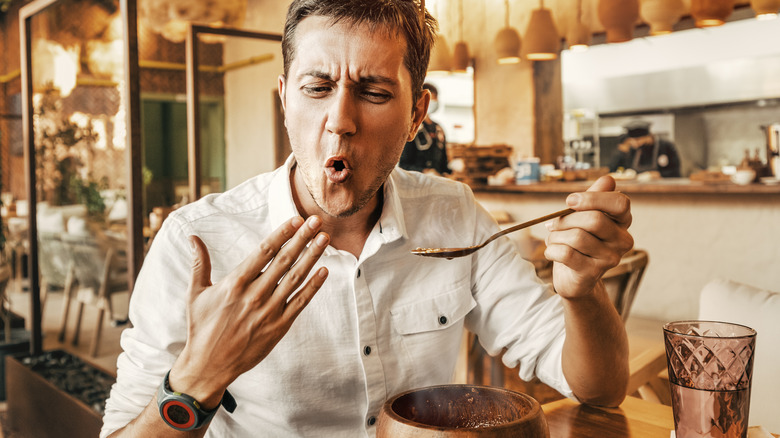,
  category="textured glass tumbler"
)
[663,321,756,438]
